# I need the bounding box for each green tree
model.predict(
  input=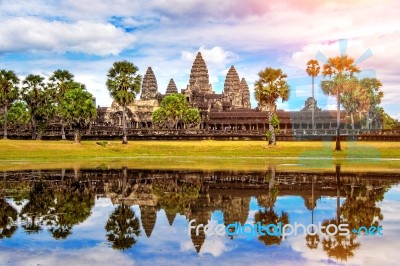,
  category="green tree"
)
[1,101,30,129]
[105,204,141,250]
[340,77,369,130]
[152,93,201,129]
[183,108,201,128]
[321,55,360,150]
[381,110,398,129]
[106,61,142,144]
[22,74,54,139]
[59,84,96,143]
[306,59,320,132]
[49,69,75,140]
[0,70,20,139]
[254,67,289,145]
[360,78,383,129]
